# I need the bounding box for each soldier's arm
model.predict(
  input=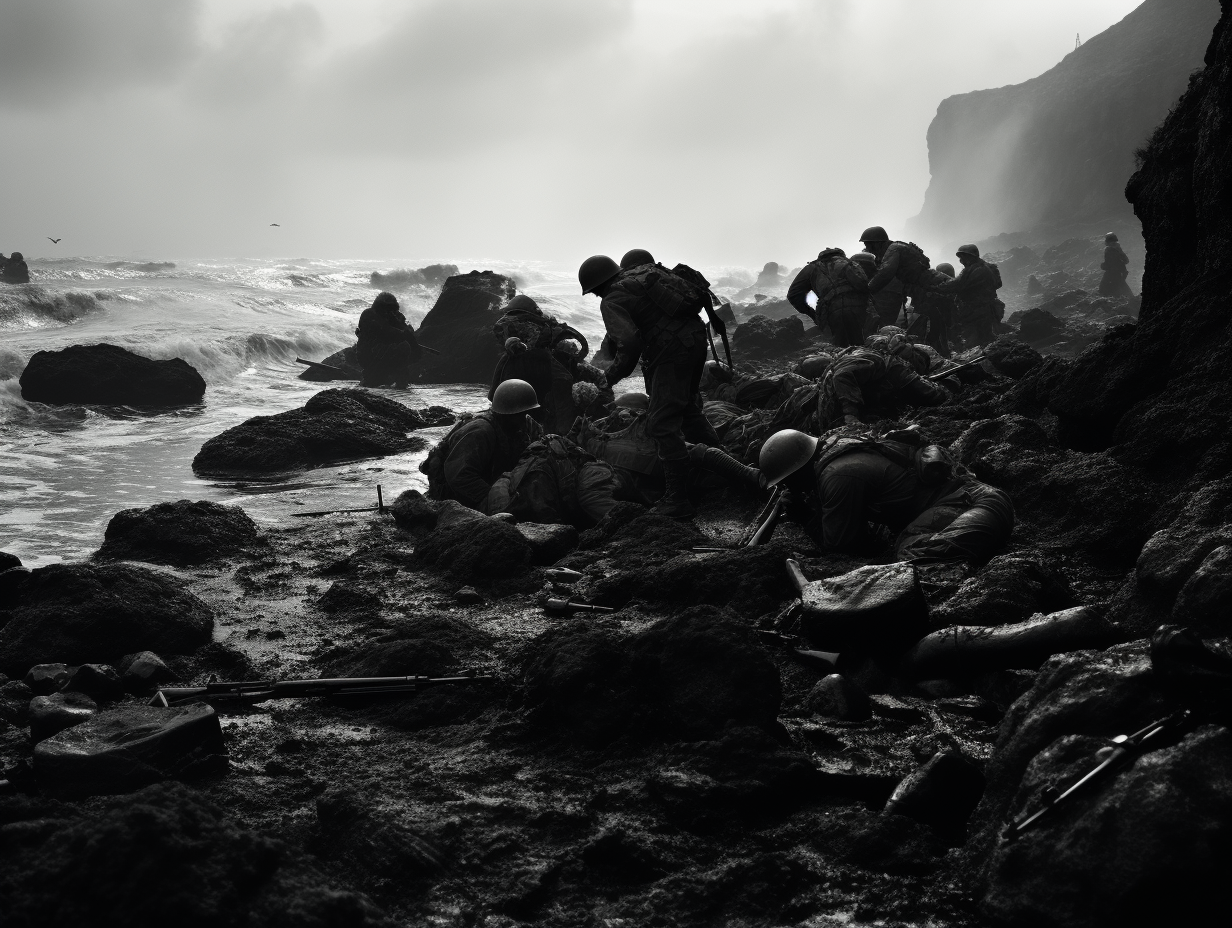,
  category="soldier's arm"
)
[865,248,900,294]
[888,361,951,407]
[443,424,498,510]
[786,264,817,319]
[599,293,643,386]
